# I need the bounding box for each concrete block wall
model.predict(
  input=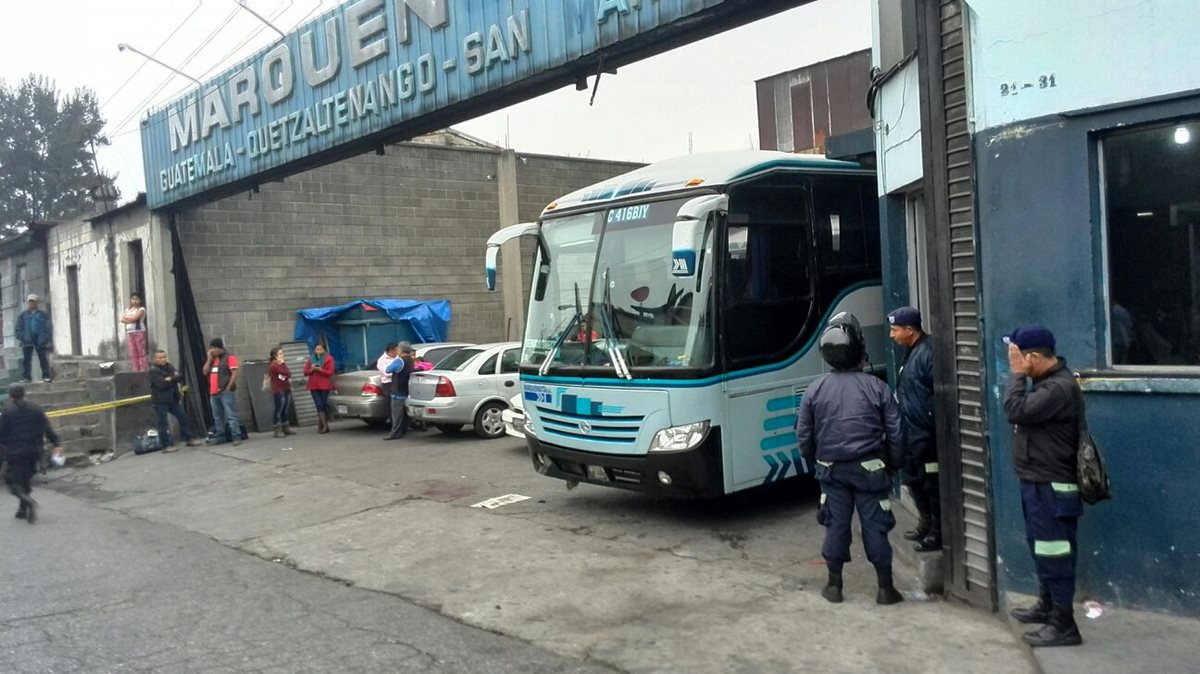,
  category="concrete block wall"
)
[175,143,639,369]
